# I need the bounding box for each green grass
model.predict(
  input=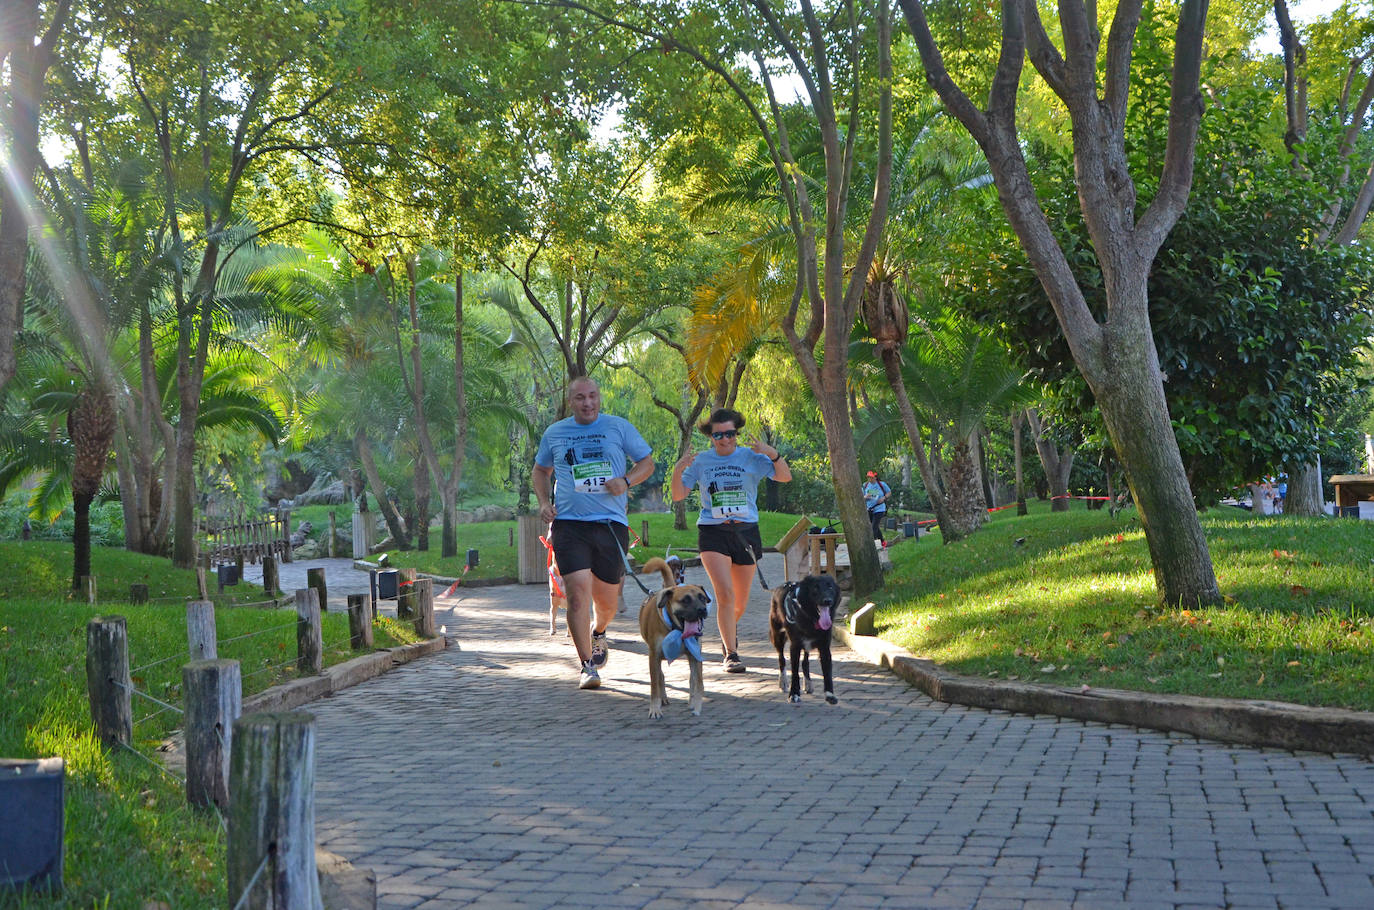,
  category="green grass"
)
[387,510,813,580]
[0,545,422,907]
[876,501,1374,710]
